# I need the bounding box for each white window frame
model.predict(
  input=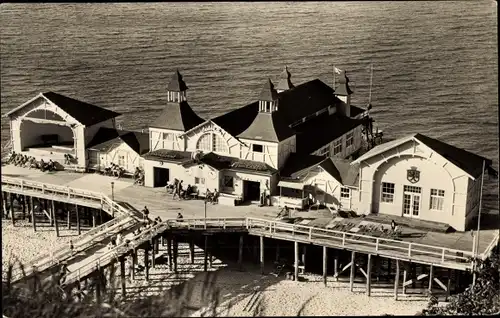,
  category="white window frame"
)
[118,155,126,166]
[381,182,395,203]
[346,131,354,148]
[429,188,445,211]
[196,132,228,153]
[340,187,350,198]
[333,139,342,155]
[195,177,205,185]
[317,145,329,157]
[163,132,174,141]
